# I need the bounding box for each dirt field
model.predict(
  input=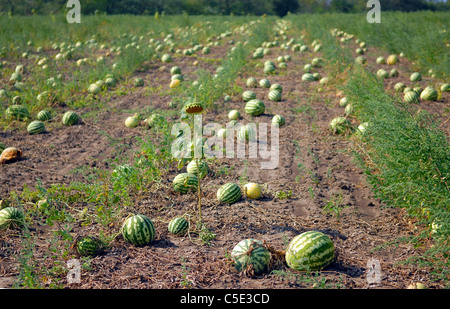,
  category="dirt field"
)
[0,27,447,290]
